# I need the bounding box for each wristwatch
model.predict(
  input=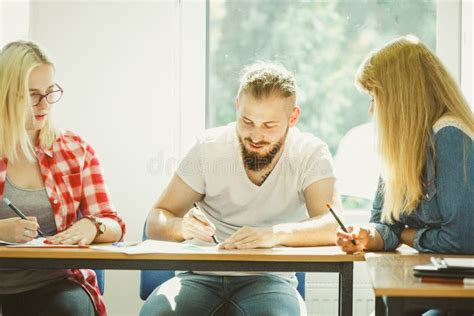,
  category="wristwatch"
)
[83,215,106,237]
